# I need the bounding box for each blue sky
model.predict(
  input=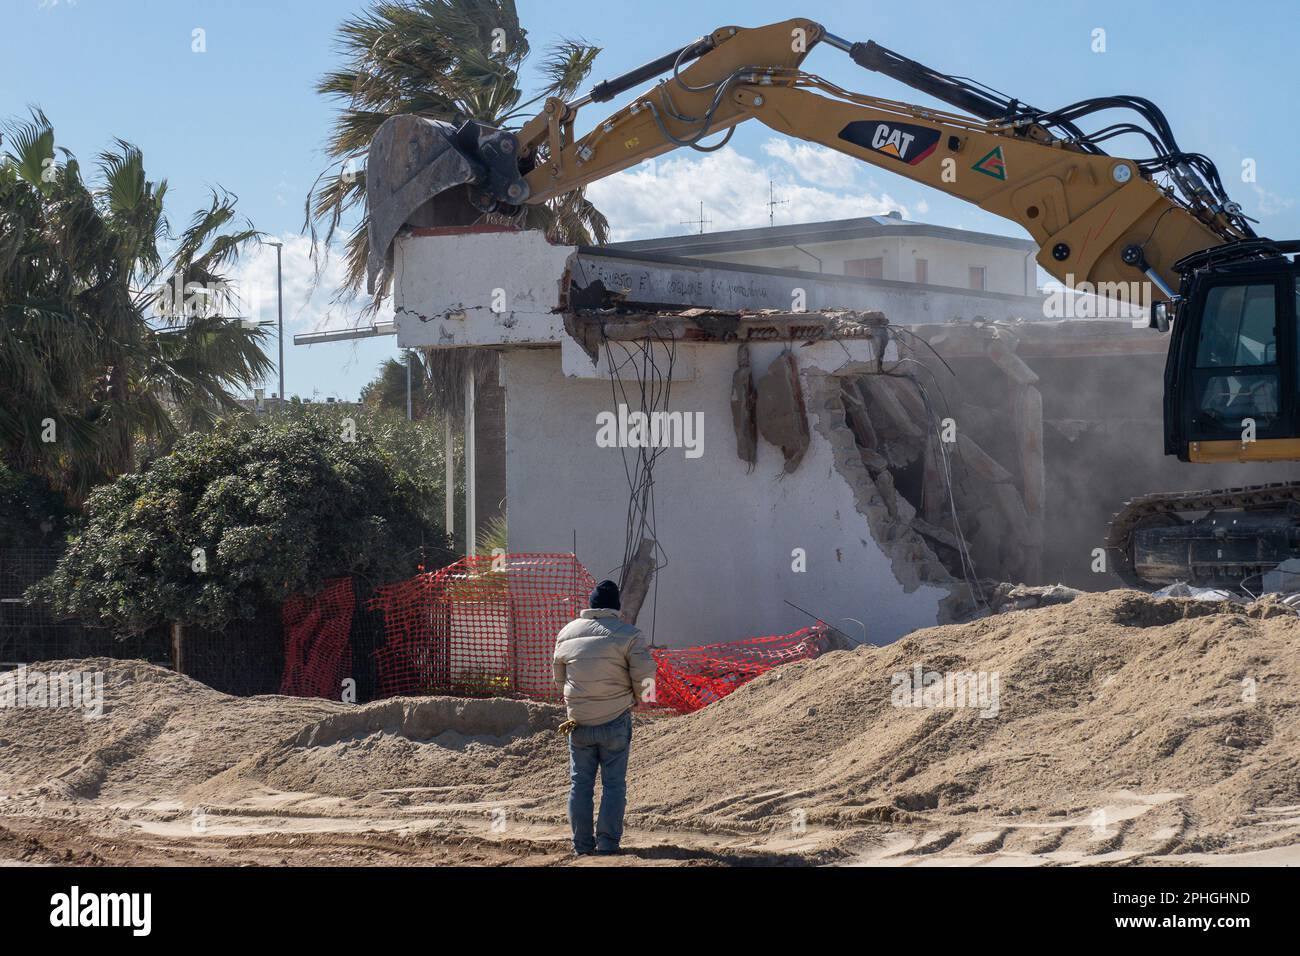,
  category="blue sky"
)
[3,0,1297,399]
